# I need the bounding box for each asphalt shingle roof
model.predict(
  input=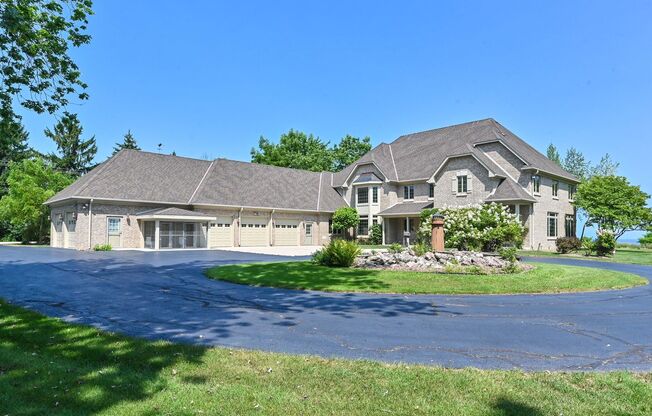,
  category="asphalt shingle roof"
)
[334,118,578,185]
[47,150,345,212]
[378,201,434,216]
[136,207,216,218]
[485,178,537,203]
